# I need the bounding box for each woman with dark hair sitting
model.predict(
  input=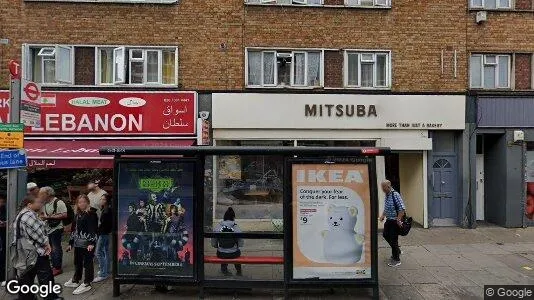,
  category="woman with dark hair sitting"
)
[211,207,244,276]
